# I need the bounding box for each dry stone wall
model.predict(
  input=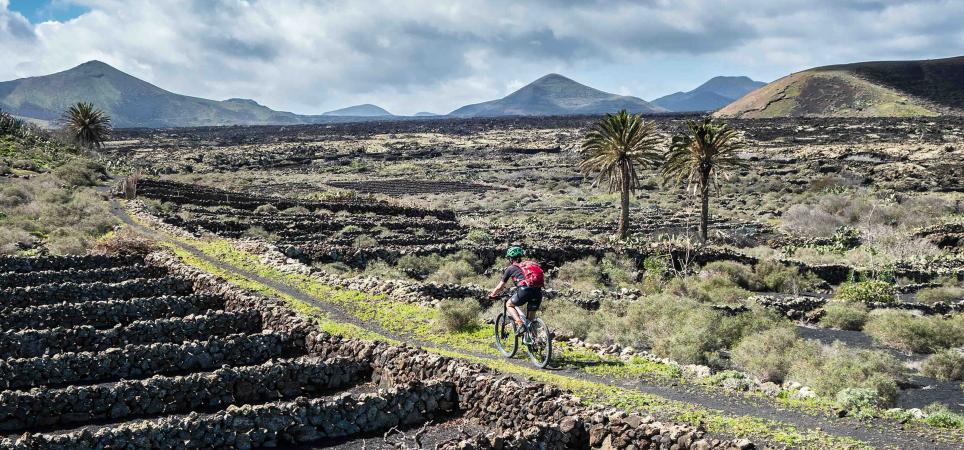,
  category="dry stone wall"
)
[0,255,141,273]
[0,277,193,309]
[0,294,225,331]
[0,311,262,358]
[0,249,759,449]
[0,264,166,288]
[305,334,748,450]
[145,249,755,450]
[137,178,456,220]
[0,356,368,433]
[0,333,287,391]
[1,381,456,450]
[750,294,964,321]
